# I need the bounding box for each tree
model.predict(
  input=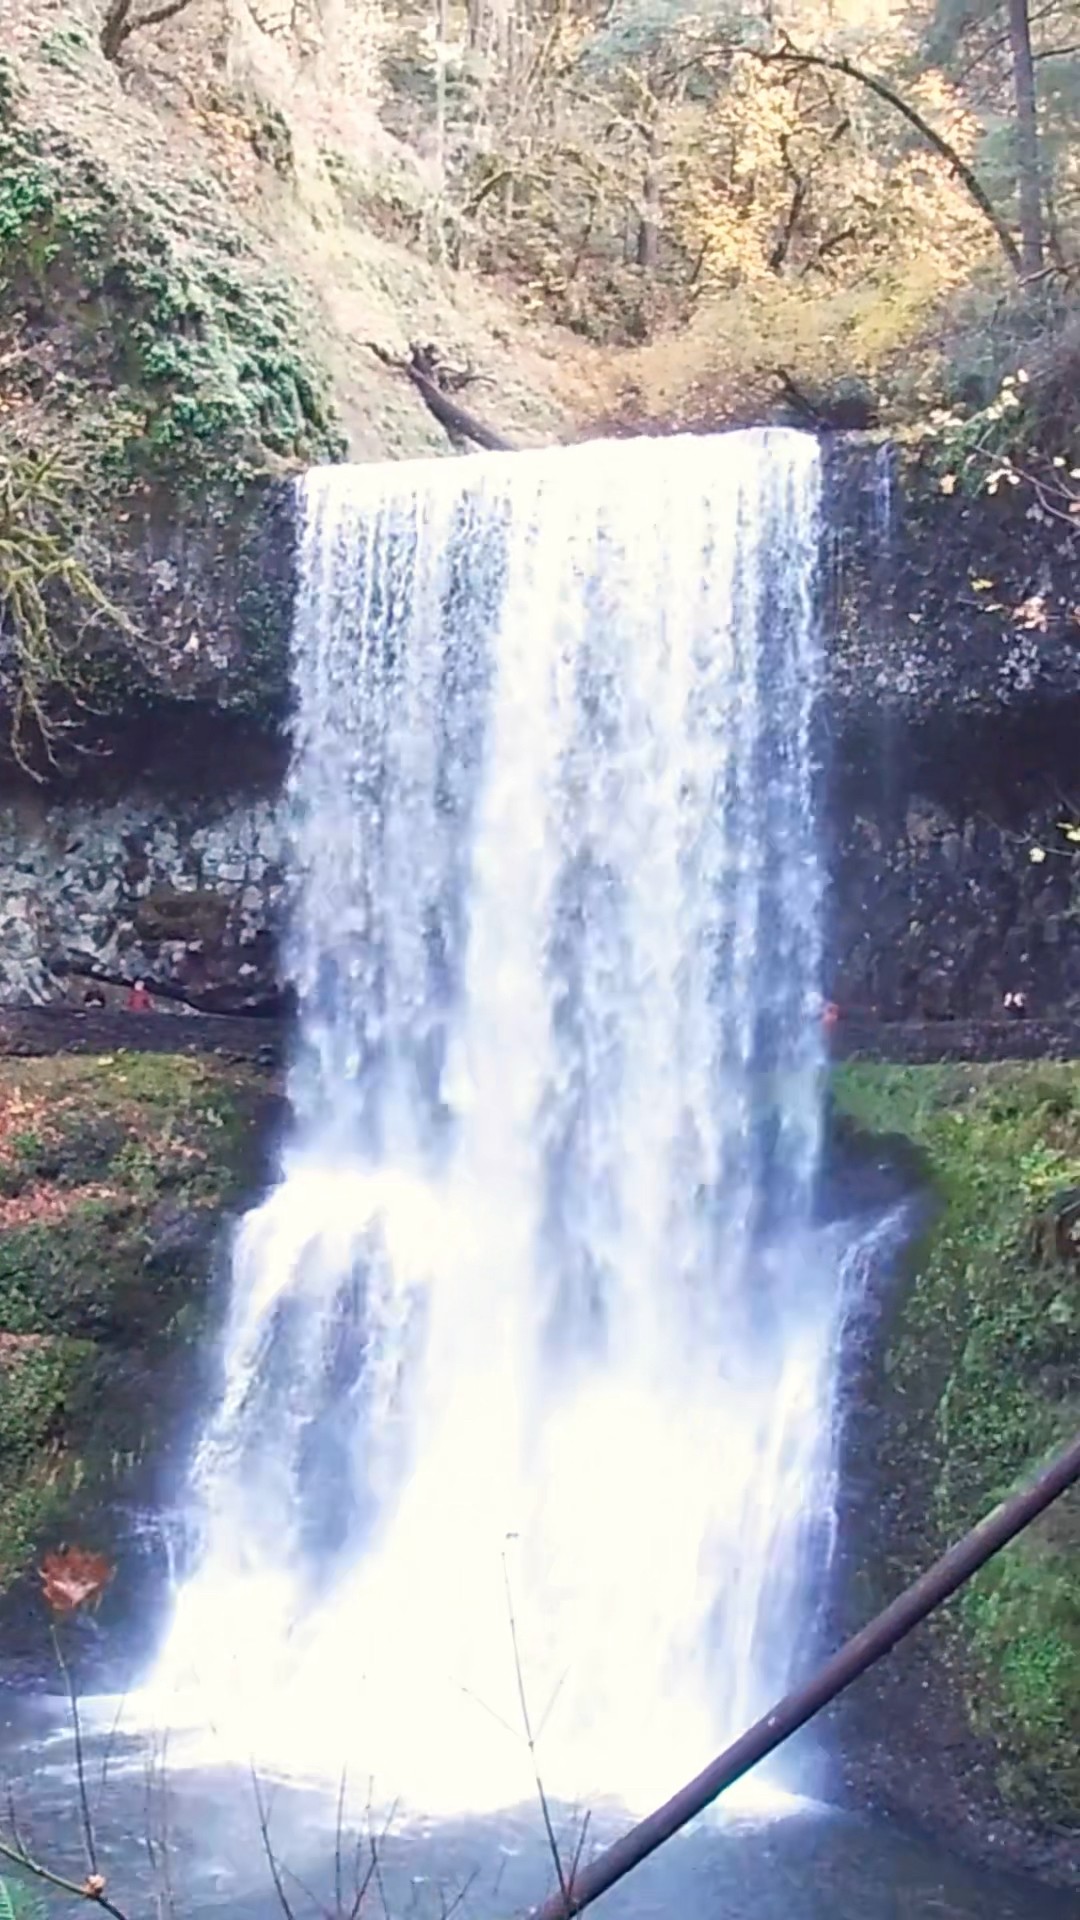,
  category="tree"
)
[753,39,1024,276]
[100,0,198,63]
[382,0,1075,372]
[1007,0,1045,272]
[923,0,1071,272]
